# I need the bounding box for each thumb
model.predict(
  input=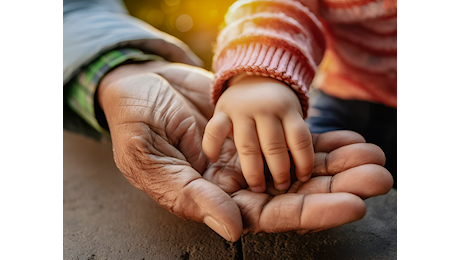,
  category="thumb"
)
[159,167,243,242]
[112,128,242,241]
[116,137,242,241]
[175,115,208,173]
